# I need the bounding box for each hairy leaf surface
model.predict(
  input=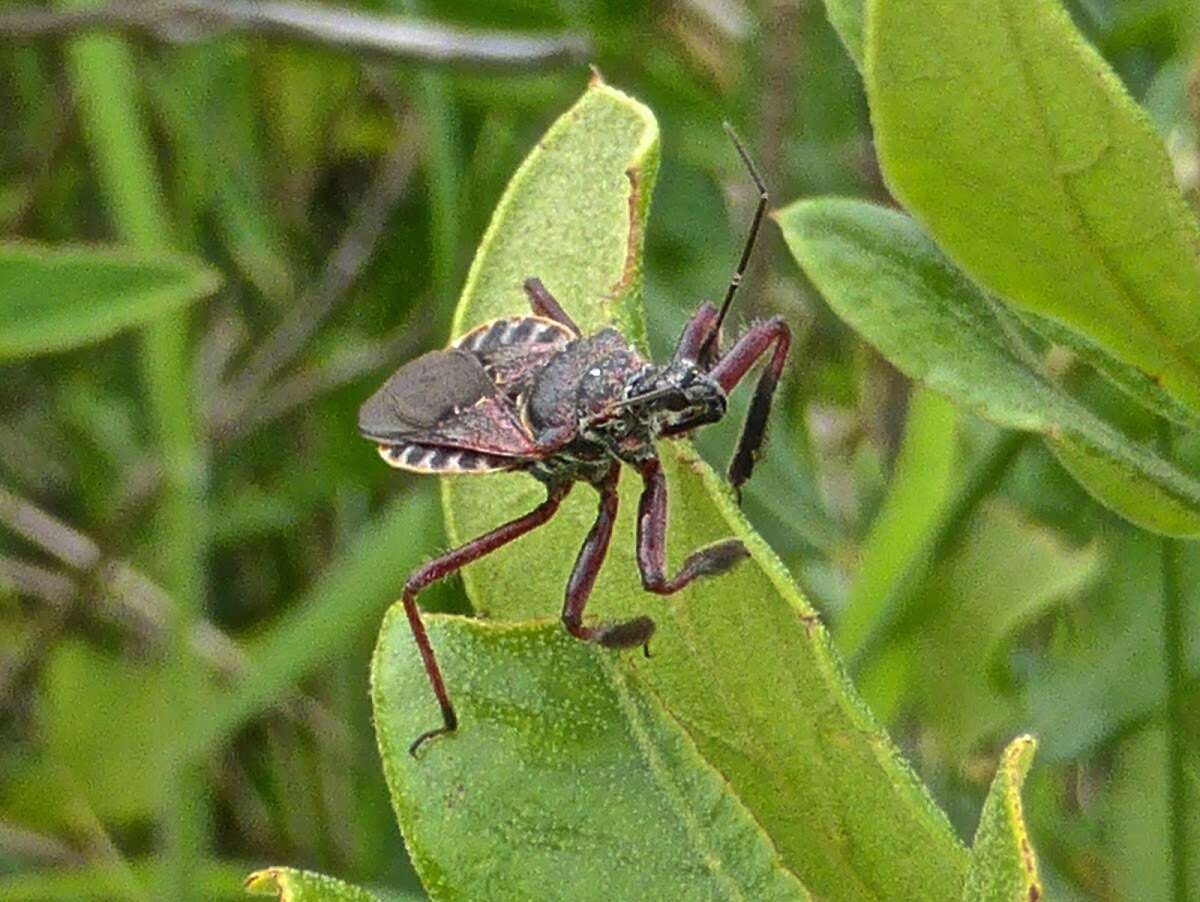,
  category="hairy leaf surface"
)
[962,736,1042,901]
[373,616,811,900]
